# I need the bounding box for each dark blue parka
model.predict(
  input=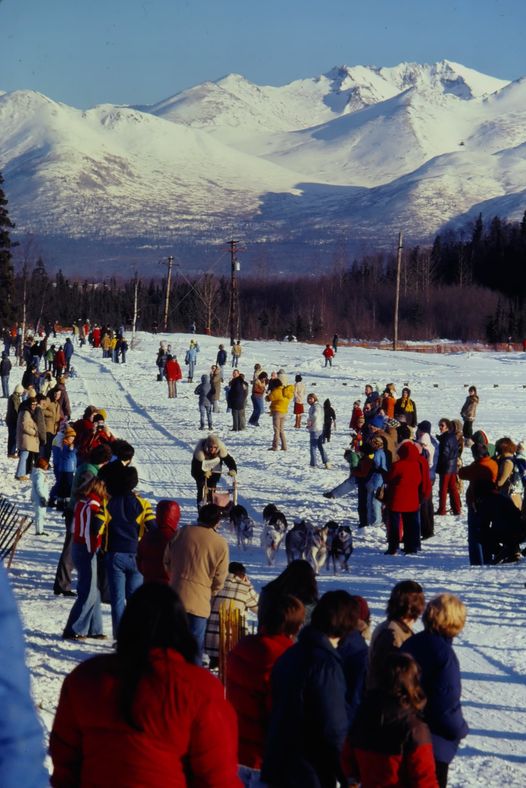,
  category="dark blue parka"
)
[436,430,459,475]
[261,625,348,788]
[403,630,468,763]
[338,629,369,727]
